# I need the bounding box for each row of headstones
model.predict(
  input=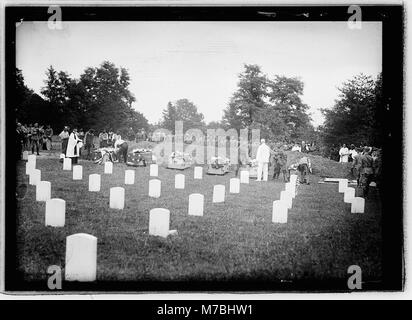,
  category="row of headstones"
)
[23,154,294,282]
[271,174,299,224]
[338,179,365,213]
[23,154,254,227]
[23,155,96,281]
